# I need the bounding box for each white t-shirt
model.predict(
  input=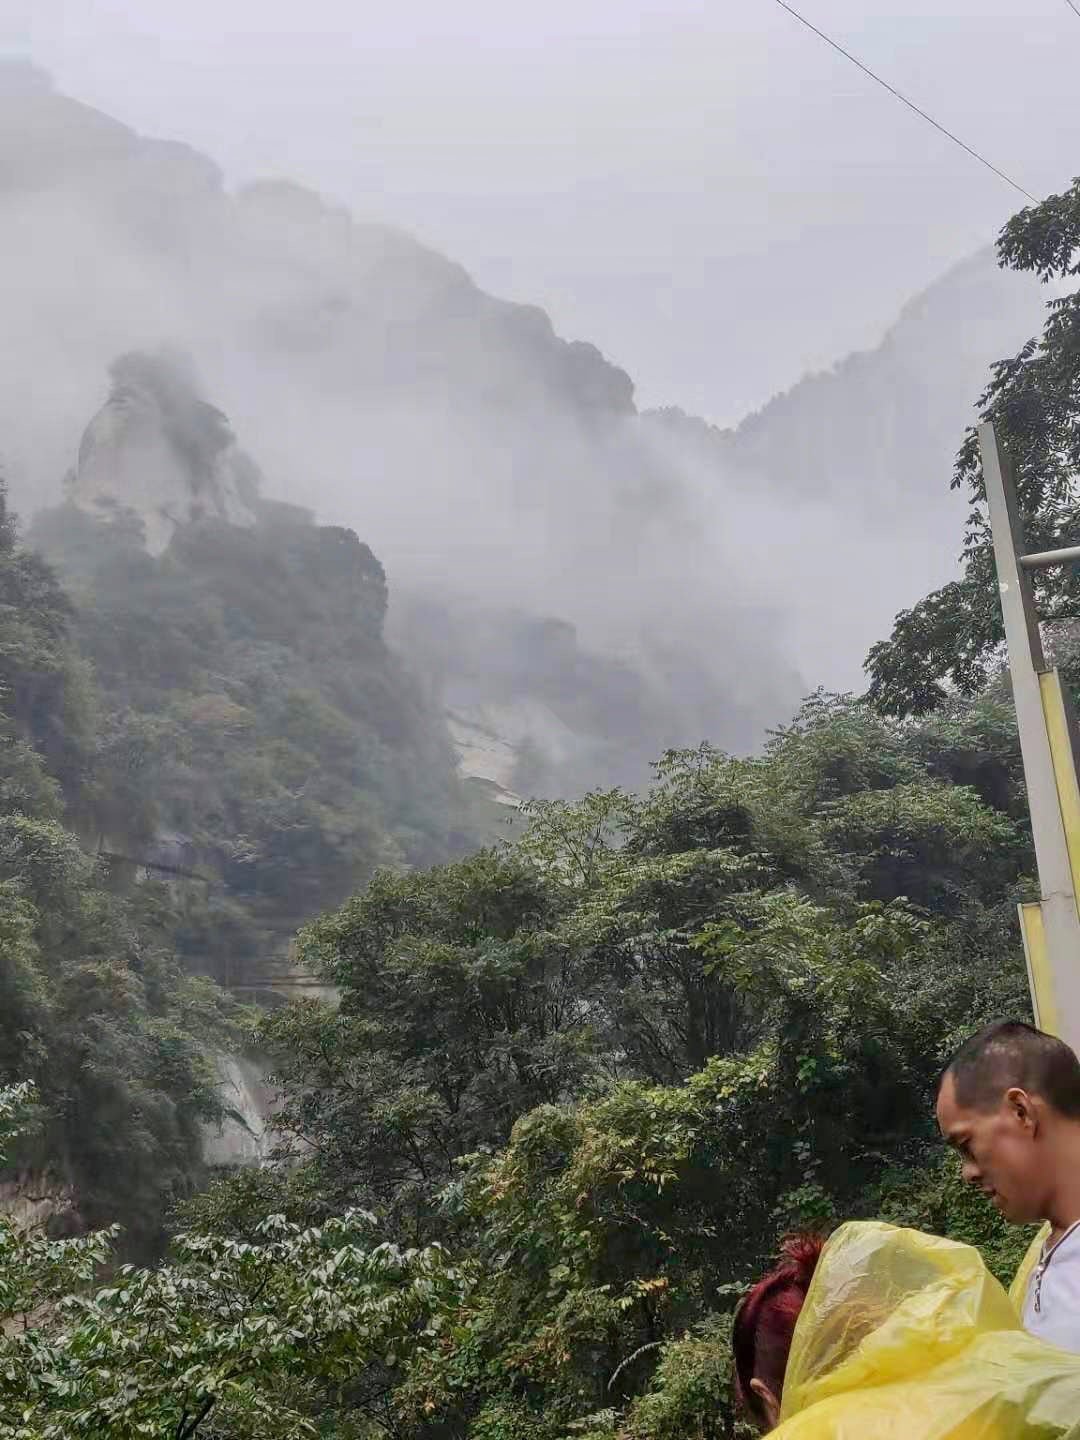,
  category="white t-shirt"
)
[1022,1226,1080,1353]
